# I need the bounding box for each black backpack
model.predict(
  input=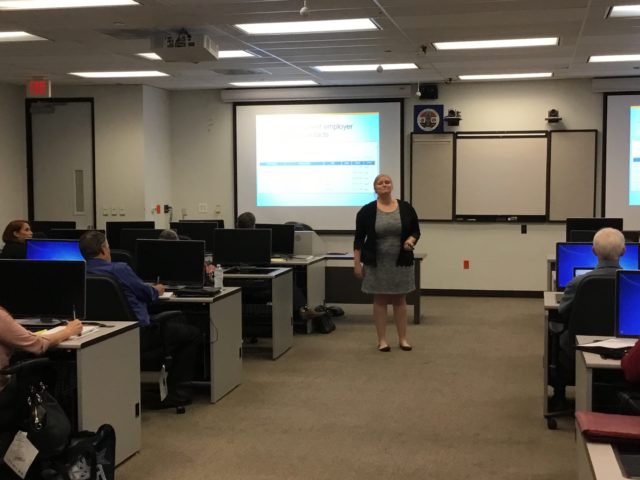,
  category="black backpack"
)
[313,313,336,334]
